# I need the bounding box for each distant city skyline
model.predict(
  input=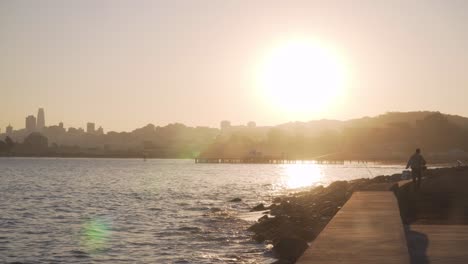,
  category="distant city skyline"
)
[4,108,106,135]
[4,107,262,135]
[2,1,468,131]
